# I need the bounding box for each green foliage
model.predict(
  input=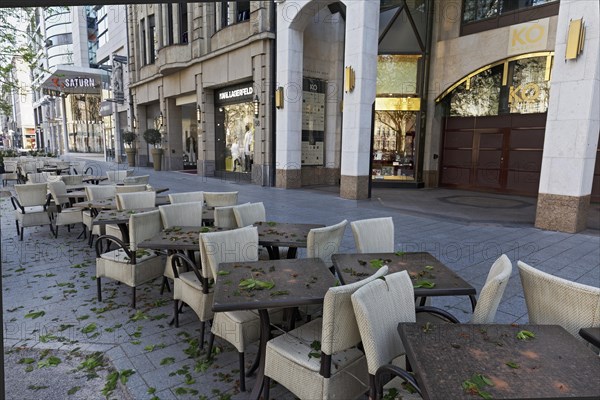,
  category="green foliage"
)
[122,131,137,147]
[143,129,162,148]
